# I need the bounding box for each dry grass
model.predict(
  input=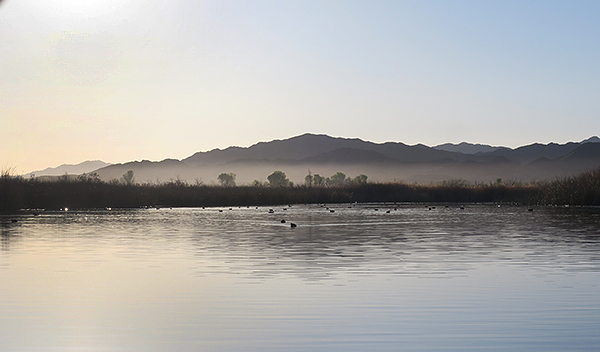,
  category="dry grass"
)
[2,168,599,211]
